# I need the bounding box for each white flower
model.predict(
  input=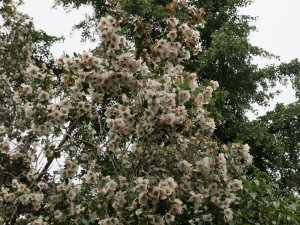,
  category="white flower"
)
[85,170,97,183]
[167,17,179,27]
[18,183,29,193]
[107,15,117,26]
[19,194,30,204]
[167,30,177,41]
[228,179,243,192]
[203,214,213,221]
[30,193,44,202]
[196,157,211,173]
[148,215,164,225]
[0,125,5,134]
[36,72,46,80]
[135,182,148,194]
[67,190,77,200]
[106,180,118,192]
[138,193,148,206]
[114,191,127,207]
[11,179,18,188]
[224,208,233,221]
[163,177,177,190]
[210,80,219,90]
[98,17,108,31]
[169,199,183,215]
[203,86,213,104]
[178,90,191,105]
[27,64,39,76]
[37,181,48,190]
[177,160,192,173]
[38,90,50,101]
[3,193,15,202]
[217,153,226,165]
[82,51,94,63]
[242,144,250,156]
[0,139,10,153]
[54,210,63,219]
[99,218,119,225]
[211,196,221,205]
[180,47,191,60]
[165,212,175,223]
[24,104,35,119]
[188,192,204,205]
[135,208,143,216]
[241,144,253,165]
[21,83,32,94]
[199,187,210,198]
[13,91,21,103]
[160,113,176,125]
[32,217,47,225]
[179,23,192,36]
